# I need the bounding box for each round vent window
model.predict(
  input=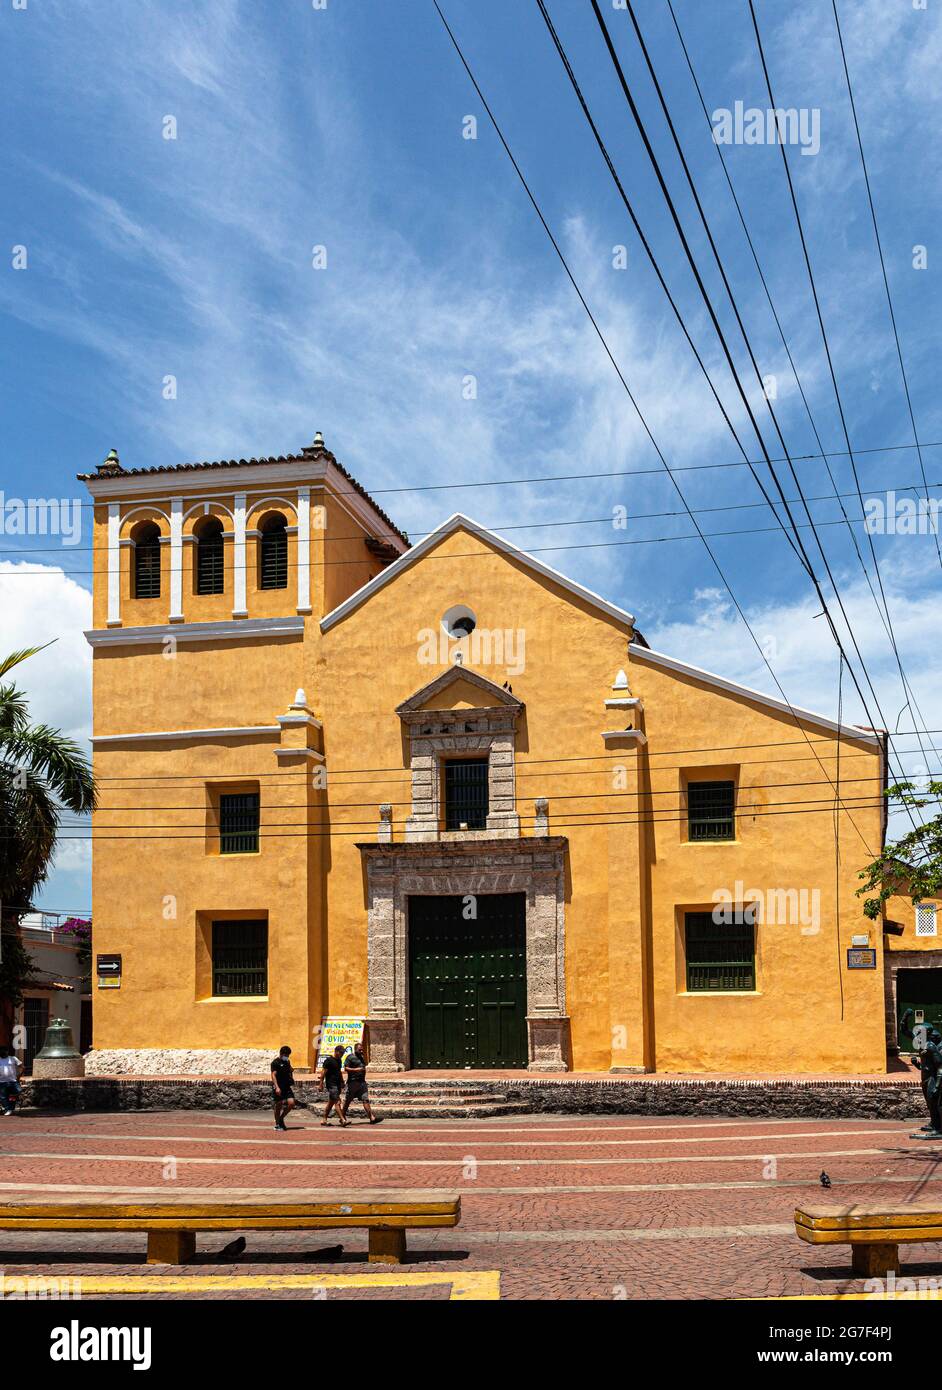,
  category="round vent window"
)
[442,604,477,639]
